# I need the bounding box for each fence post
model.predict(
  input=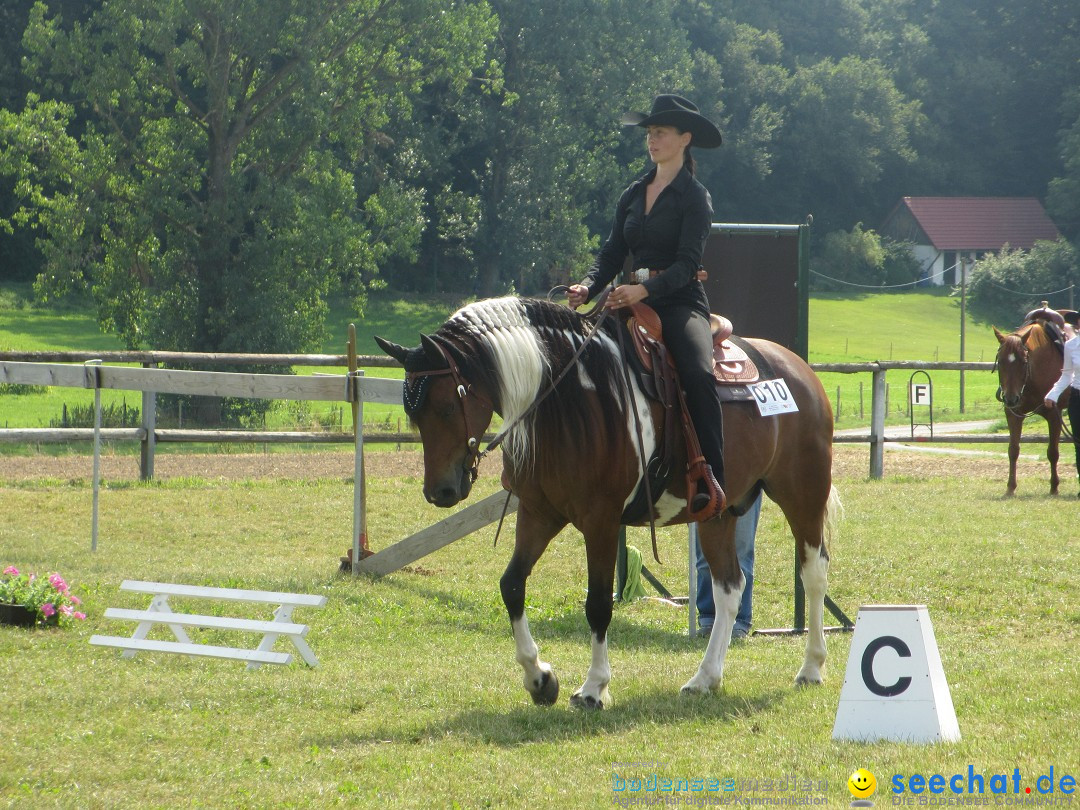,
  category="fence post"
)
[870,367,886,479]
[140,362,156,481]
